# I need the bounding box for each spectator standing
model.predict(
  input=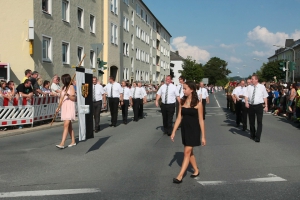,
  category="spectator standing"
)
[51,75,61,95]
[22,69,32,83]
